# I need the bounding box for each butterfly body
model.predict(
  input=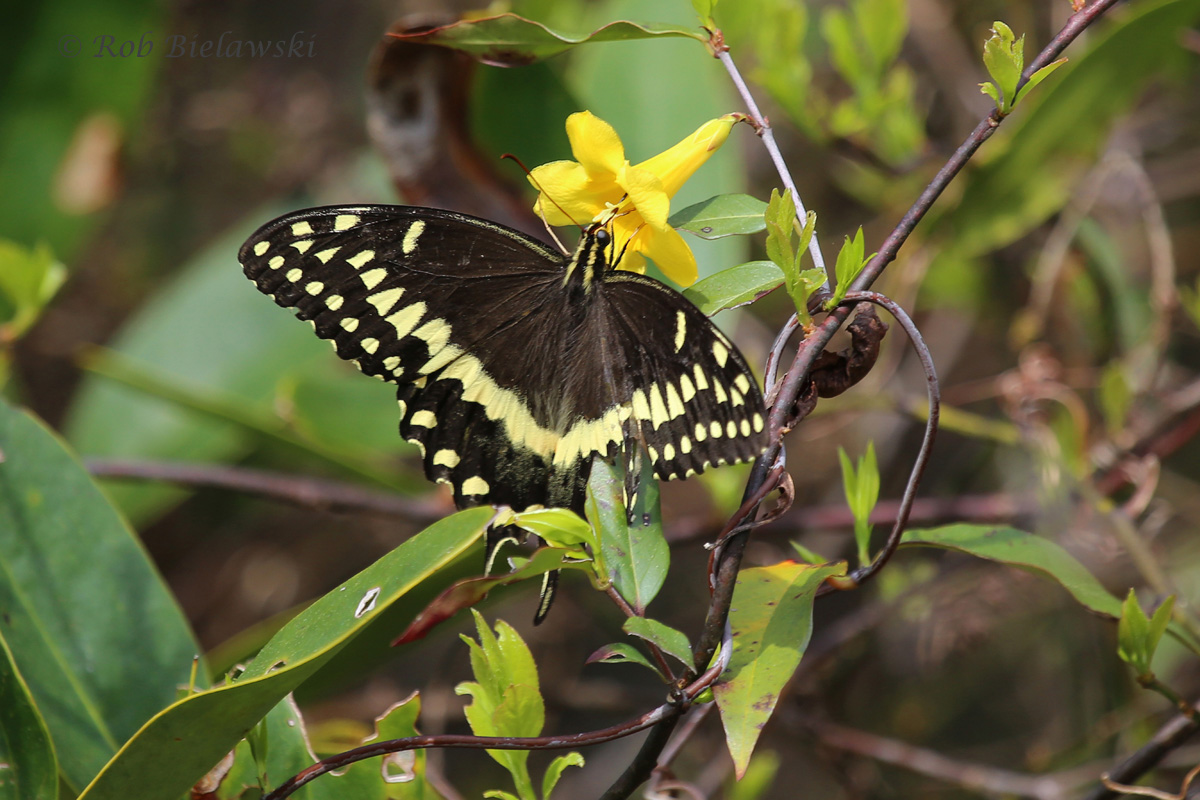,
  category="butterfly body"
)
[240,205,767,516]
